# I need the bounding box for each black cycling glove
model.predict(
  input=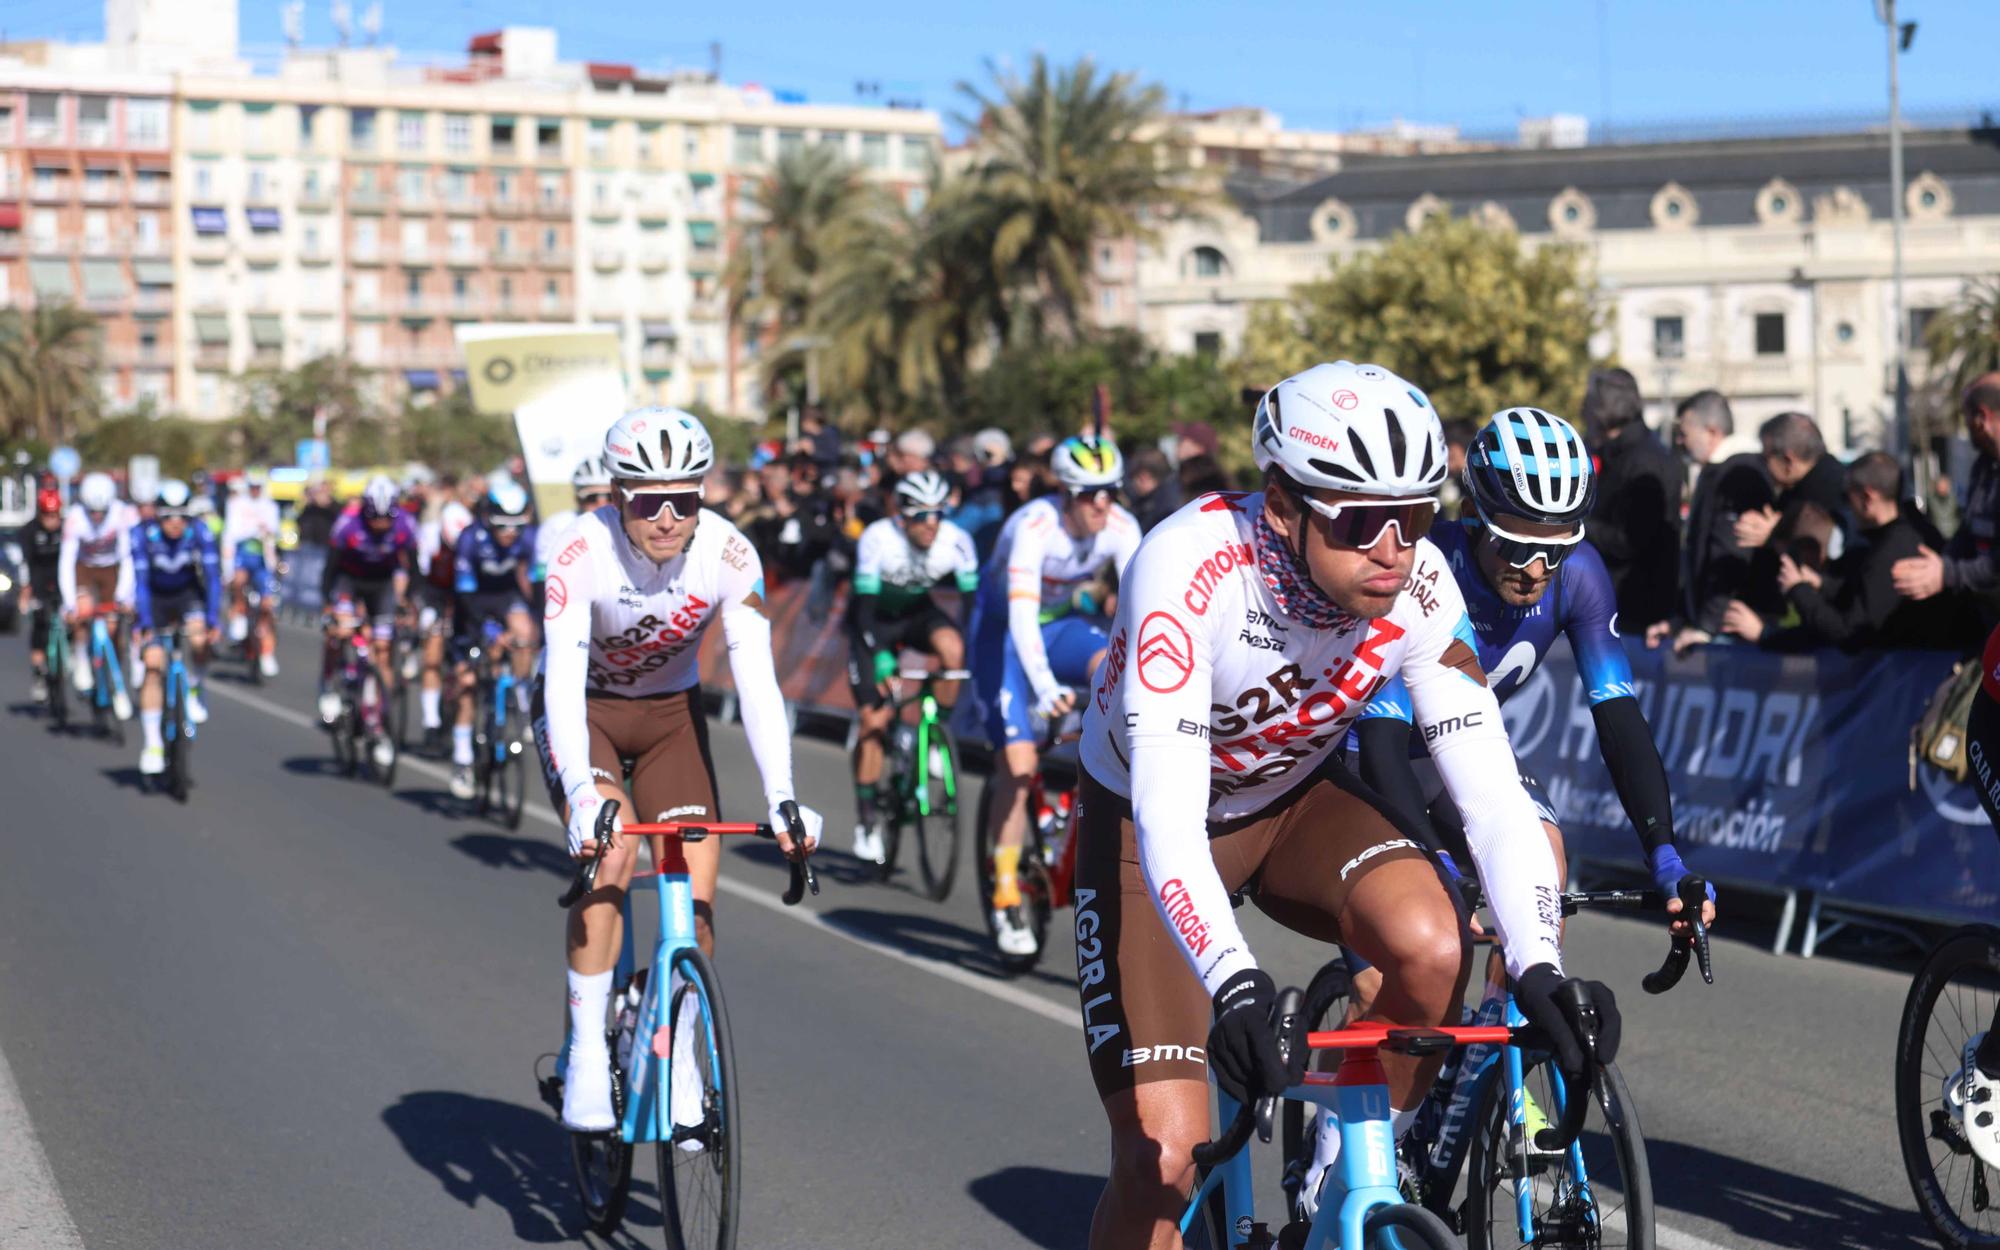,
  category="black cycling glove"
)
[1515,963,1622,1081]
[1205,969,1306,1103]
